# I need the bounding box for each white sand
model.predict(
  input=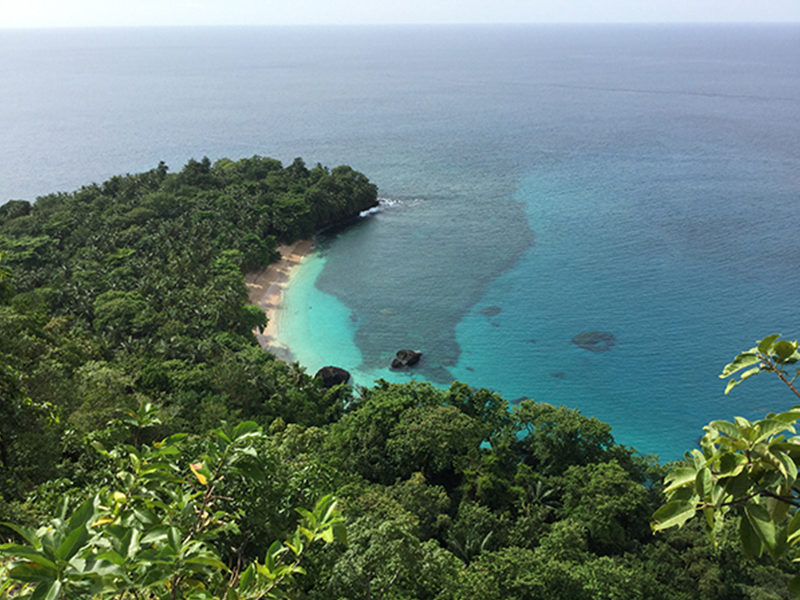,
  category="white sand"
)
[245,239,314,361]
